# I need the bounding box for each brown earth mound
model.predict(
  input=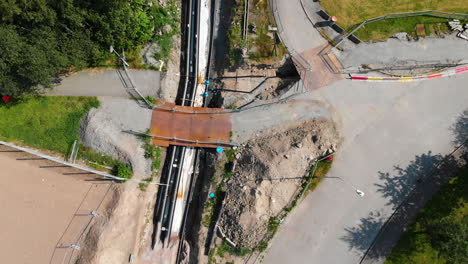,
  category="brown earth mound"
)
[219,119,339,248]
